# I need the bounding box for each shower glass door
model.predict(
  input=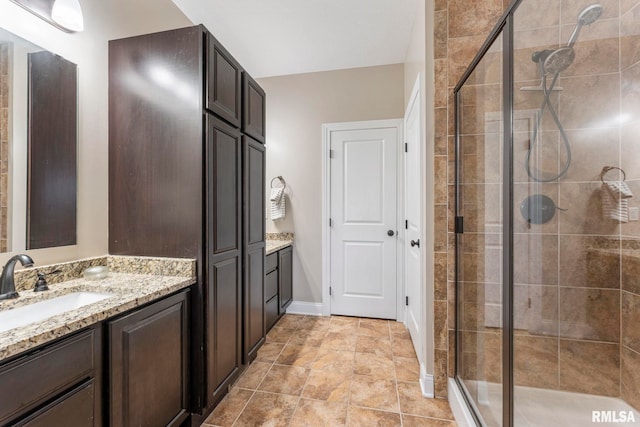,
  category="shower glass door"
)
[455,29,505,427]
